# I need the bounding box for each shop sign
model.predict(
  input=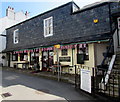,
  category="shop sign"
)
[81,69,91,93]
[59,57,71,62]
[54,44,61,48]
